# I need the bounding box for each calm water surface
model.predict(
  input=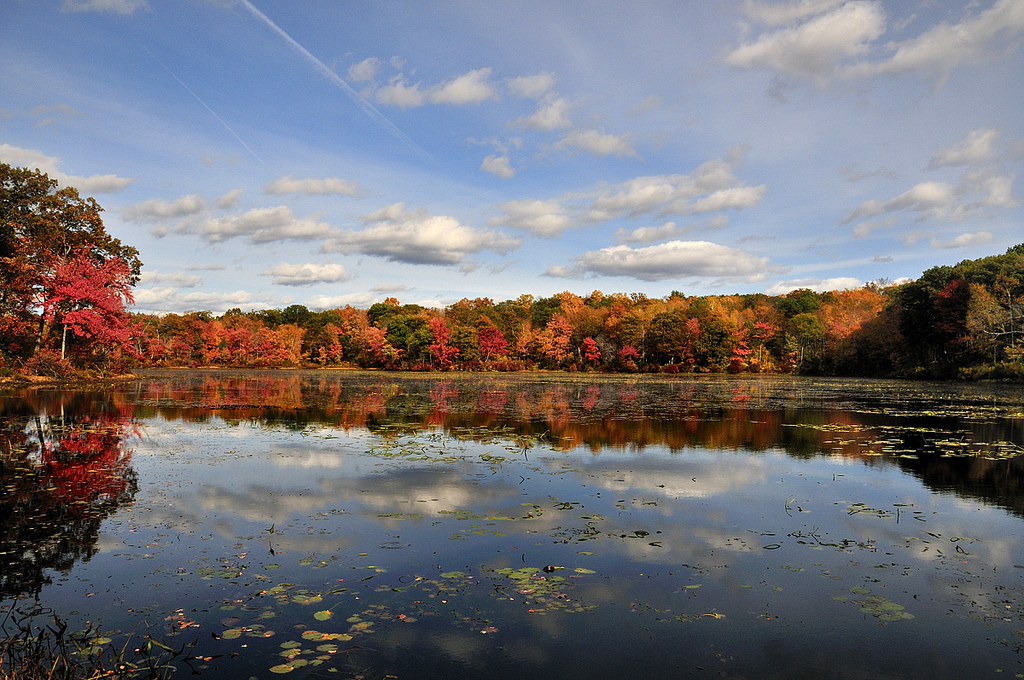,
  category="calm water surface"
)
[3,371,1024,679]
